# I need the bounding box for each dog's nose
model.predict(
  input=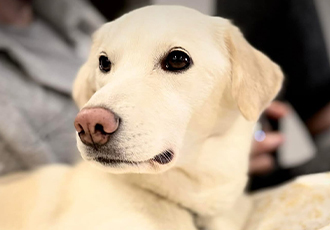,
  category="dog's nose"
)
[74,107,119,146]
